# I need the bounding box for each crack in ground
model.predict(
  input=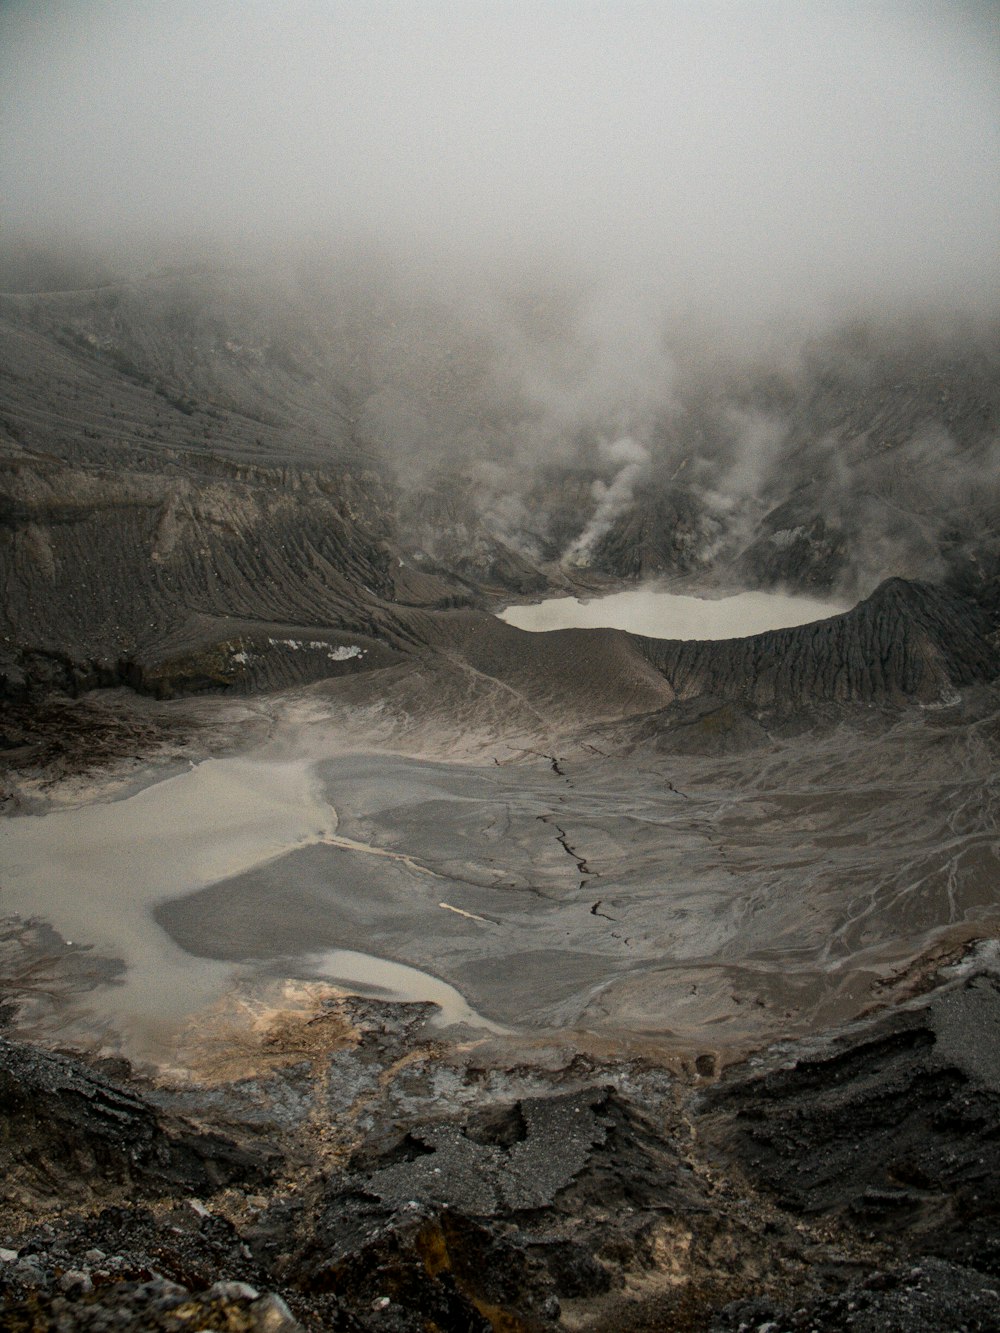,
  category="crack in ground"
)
[536,814,596,877]
[589,899,630,946]
[515,748,570,779]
